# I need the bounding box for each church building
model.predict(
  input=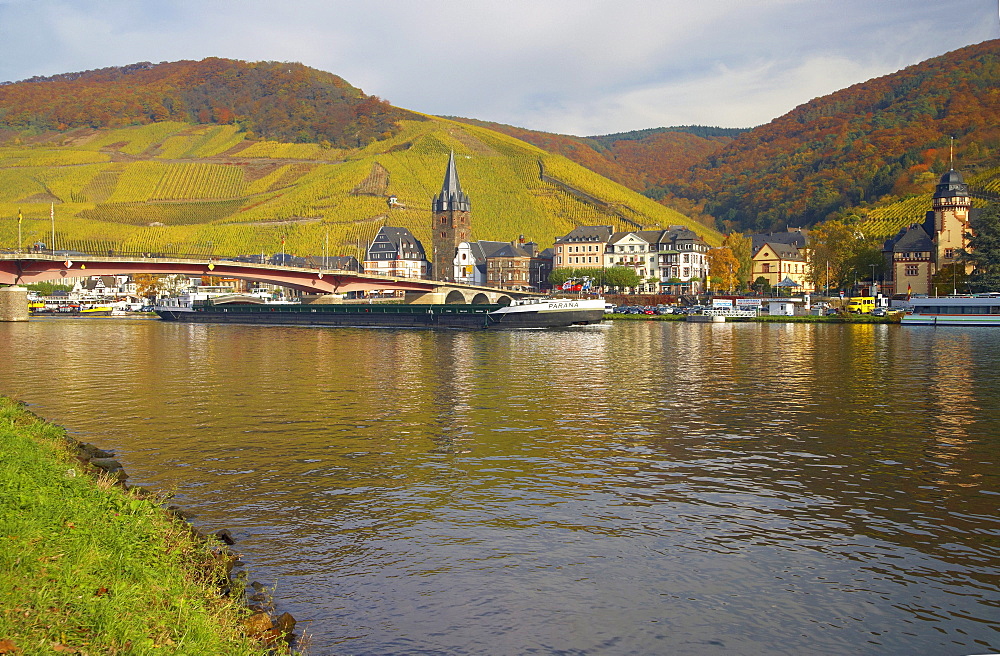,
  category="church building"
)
[431,151,471,281]
[882,168,978,296]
